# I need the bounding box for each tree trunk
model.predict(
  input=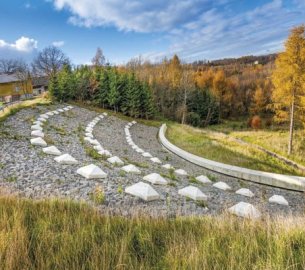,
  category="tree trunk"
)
[181,89,187,124]
[288,97,295,155]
